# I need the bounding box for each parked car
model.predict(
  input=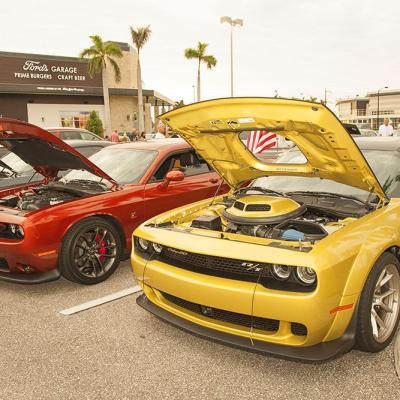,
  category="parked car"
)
[132,98,400,361]
[46,127,104,141]
[0,140,112,189]
[0,118,228,285]
[343,123,362,135]
[359,129,377,136]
